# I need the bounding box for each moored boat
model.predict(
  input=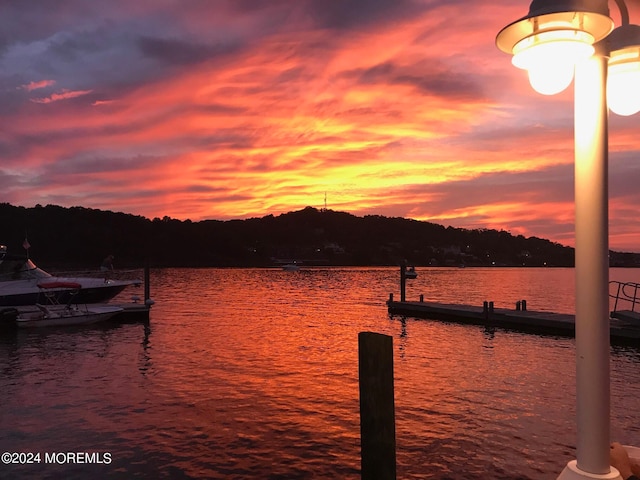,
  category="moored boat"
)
[282,263,301,271]
[15,303,124,328]
[0,245,141,306]
[405,266,417,279]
